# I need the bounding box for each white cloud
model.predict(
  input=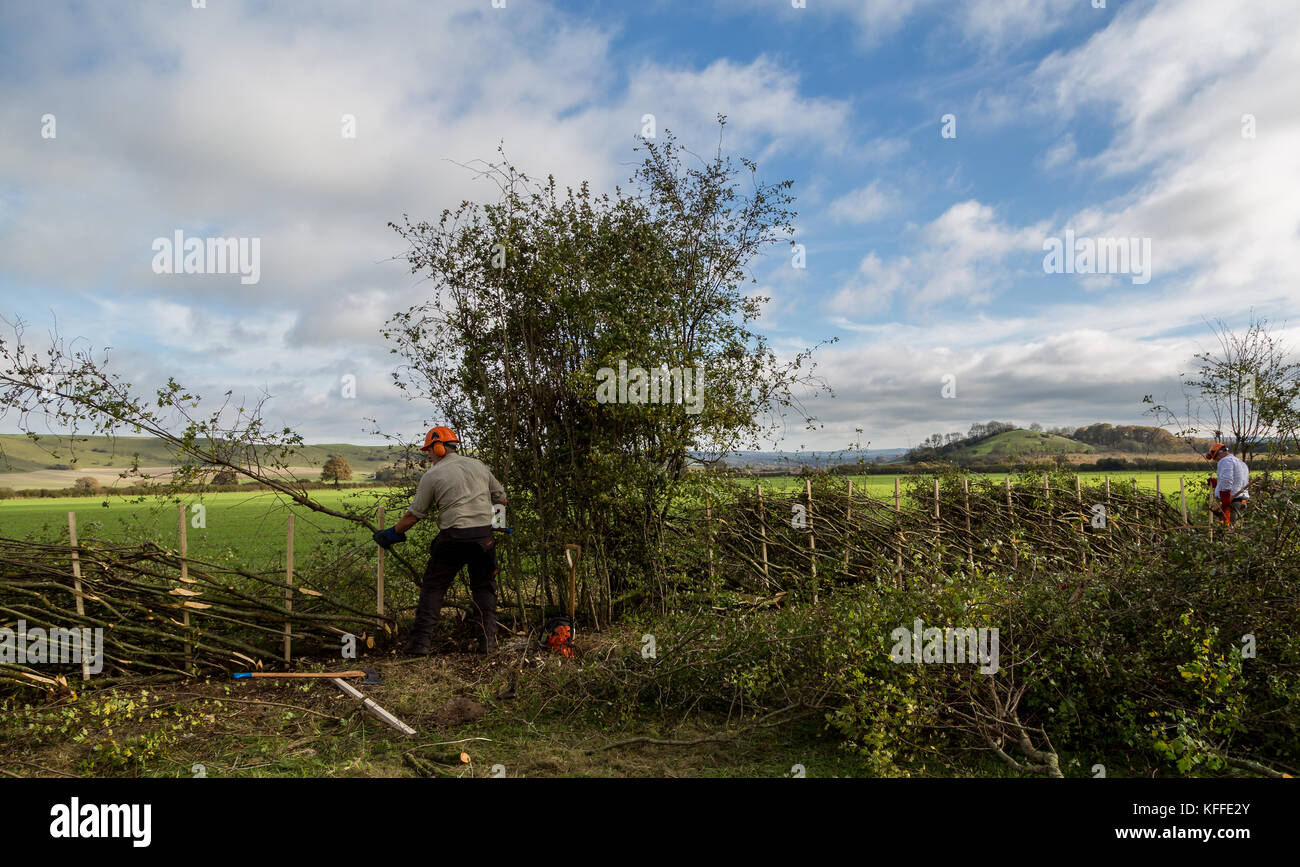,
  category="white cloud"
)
[618,57,855,161]
[1029,0,1300,311]
[1042,134,1077,170]
[798,324,1196,449]
[812,0,1079,51]
[830,200,1047,311]
[827,180,898,224]
[828,252,911,312]
[0,1,860,442]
